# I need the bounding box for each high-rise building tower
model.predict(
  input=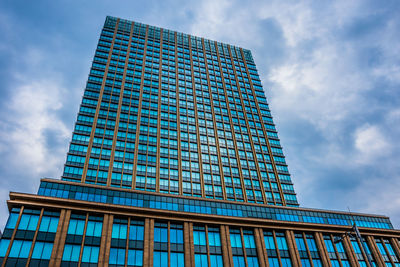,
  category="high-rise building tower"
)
[62,17,298,207]
[0,16,399,267]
